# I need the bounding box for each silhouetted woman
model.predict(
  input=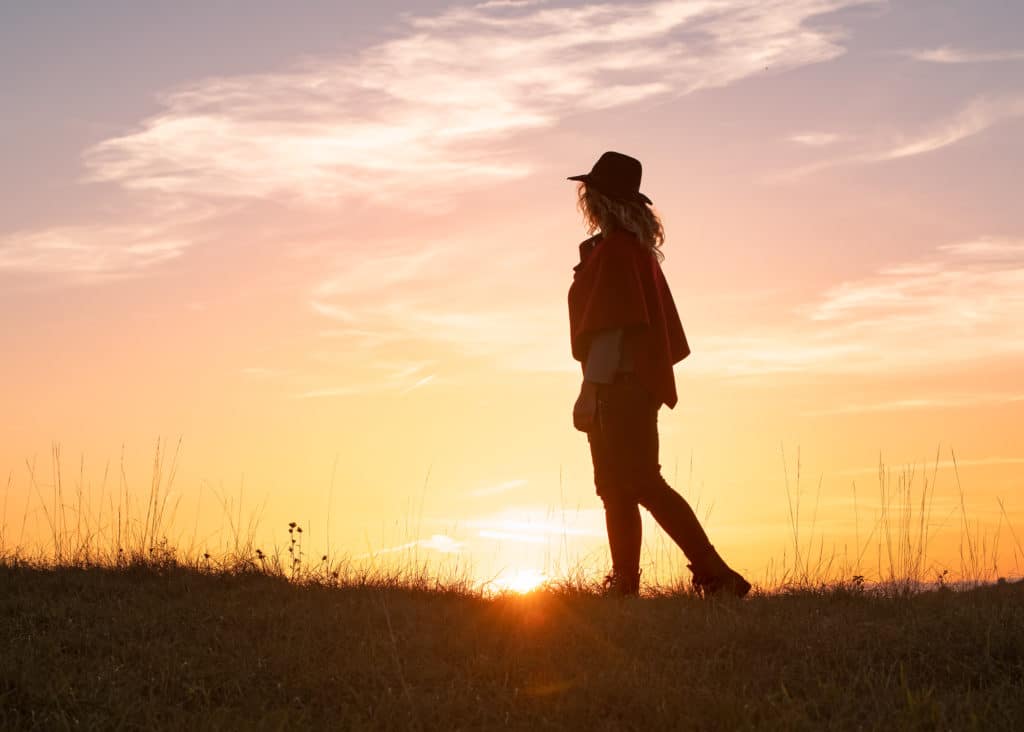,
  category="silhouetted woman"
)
[567,151,750,597]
